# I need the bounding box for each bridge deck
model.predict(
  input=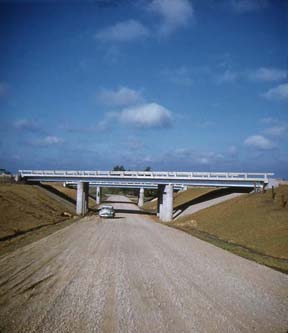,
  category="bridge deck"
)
[19,170,274,188]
